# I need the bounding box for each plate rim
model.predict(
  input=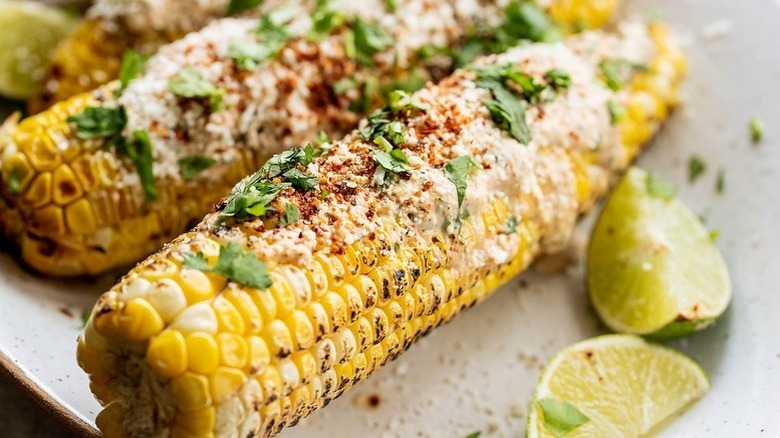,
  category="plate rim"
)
[0,350,99,437]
